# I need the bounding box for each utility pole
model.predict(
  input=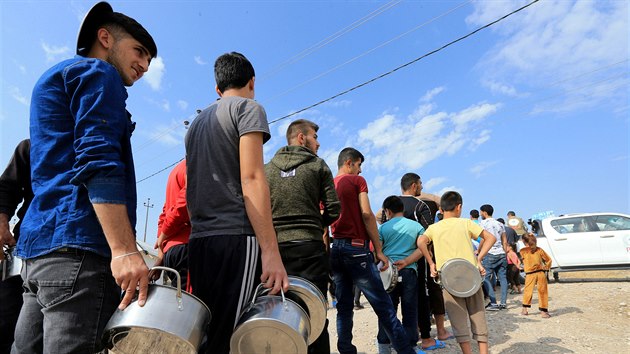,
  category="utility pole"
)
[143,197,154,243]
